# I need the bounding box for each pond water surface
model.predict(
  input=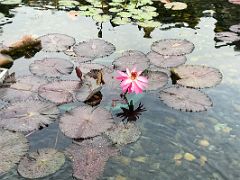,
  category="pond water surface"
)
[0,0,240,179]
